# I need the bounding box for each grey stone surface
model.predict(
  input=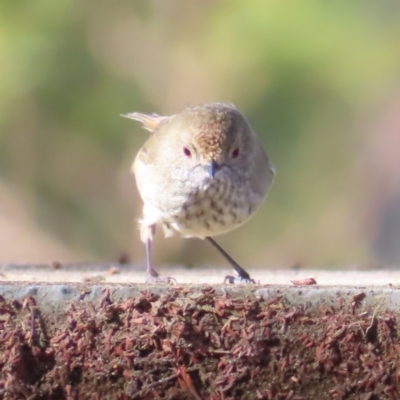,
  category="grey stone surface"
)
[0,280,399,315]
[1,263,400,315]
[1,263,400,286]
